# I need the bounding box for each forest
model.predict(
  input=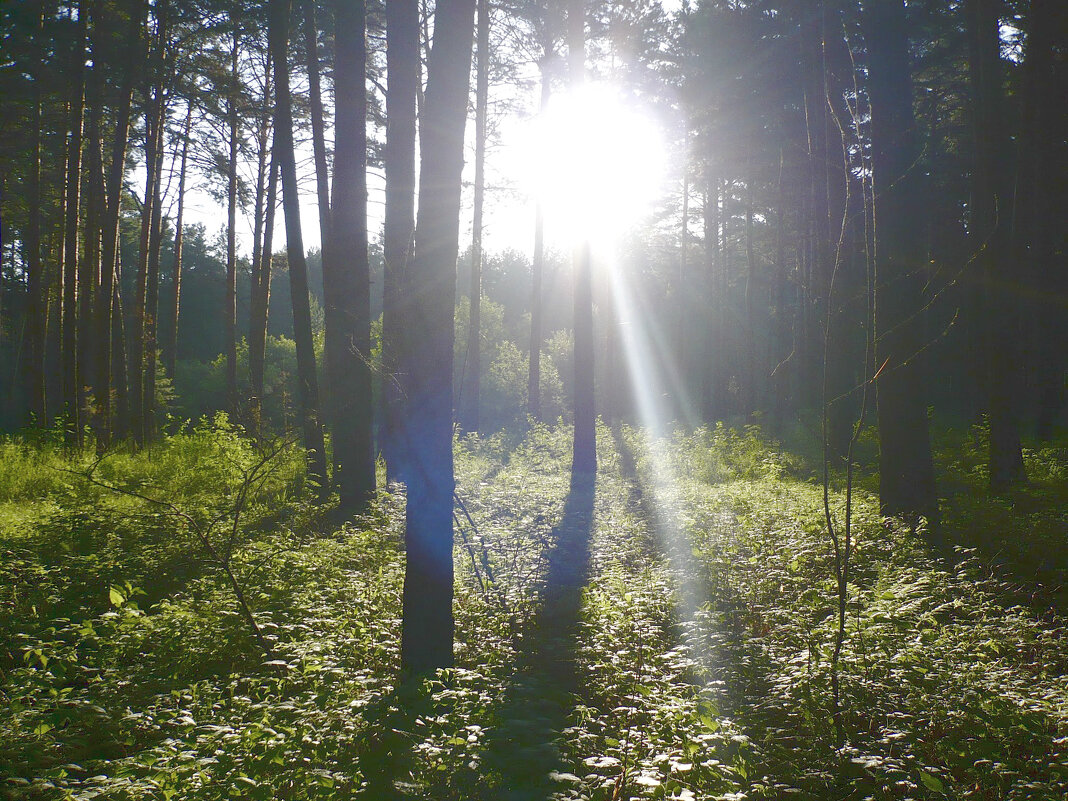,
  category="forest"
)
[0,0,1066,797]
